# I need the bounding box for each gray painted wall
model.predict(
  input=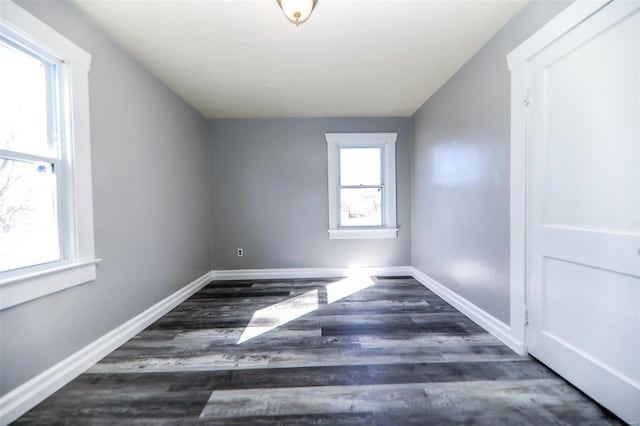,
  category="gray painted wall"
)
[411,0,571,324]
[209,118,411,269]
[0,1,211,397]
[1,0,573,402]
